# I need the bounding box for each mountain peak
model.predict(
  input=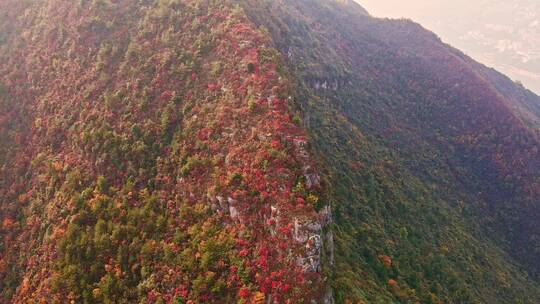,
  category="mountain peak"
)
[1,0,539,303]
